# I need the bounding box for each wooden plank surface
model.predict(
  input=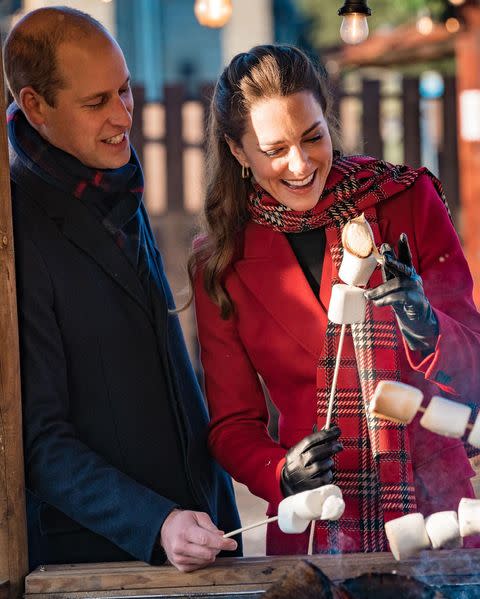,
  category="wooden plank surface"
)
[24,550,480,596]
[0,44,29,599]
